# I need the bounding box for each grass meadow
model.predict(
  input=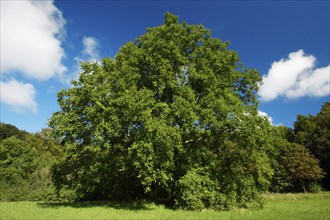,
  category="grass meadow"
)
[1,192,329,220]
